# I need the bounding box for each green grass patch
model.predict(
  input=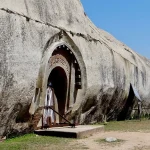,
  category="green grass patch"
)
[101,120,150,132]
[0,134,89,150]
[0,134,73,150]
[1,120,150,149]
